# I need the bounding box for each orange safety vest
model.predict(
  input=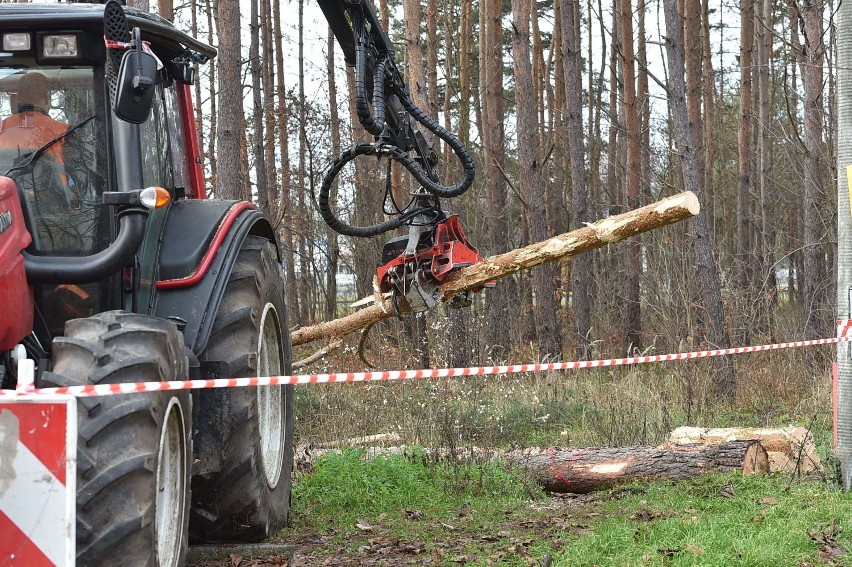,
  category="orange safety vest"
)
[0,111,67,164]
